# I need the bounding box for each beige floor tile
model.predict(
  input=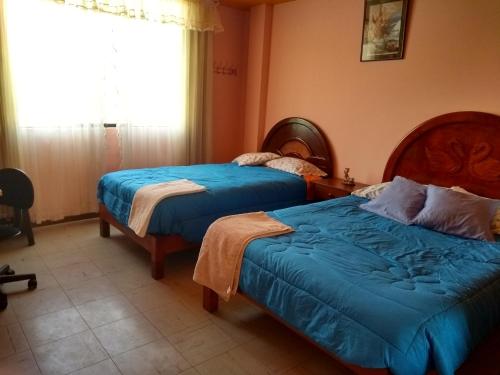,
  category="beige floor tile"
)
[52,262,103,289]
[0,241,40,264]
[78,242,128,260]
[178,369,200,375]
[10,286,72,321]
[77,295,139,328]
[0,221,357,375]
[126,283,181,313]
[63,220,100,240]
[33,330,108,375]
[284,350,352,375]
[33,236,81,256]
[21,308,88,347]
[0,305,17,326]
[0,350,41,375]
[169,287,208,317]
[69,359,121,375]
[210,305,275,345]
[0,323,29,358]
[195,352,251,375]
[93,315,162,356]
[78,237,128,252]
[169,323,237,366]
[279,367,306,375]
[113,338,191,375]
[64,276,121,306]
[233,330,314,374]
[143,300,210,337]
[106,269,157,293]
[41,251,91,269]
[1,254,47,274]
[283,363,350,375]
[93,255,143,274]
